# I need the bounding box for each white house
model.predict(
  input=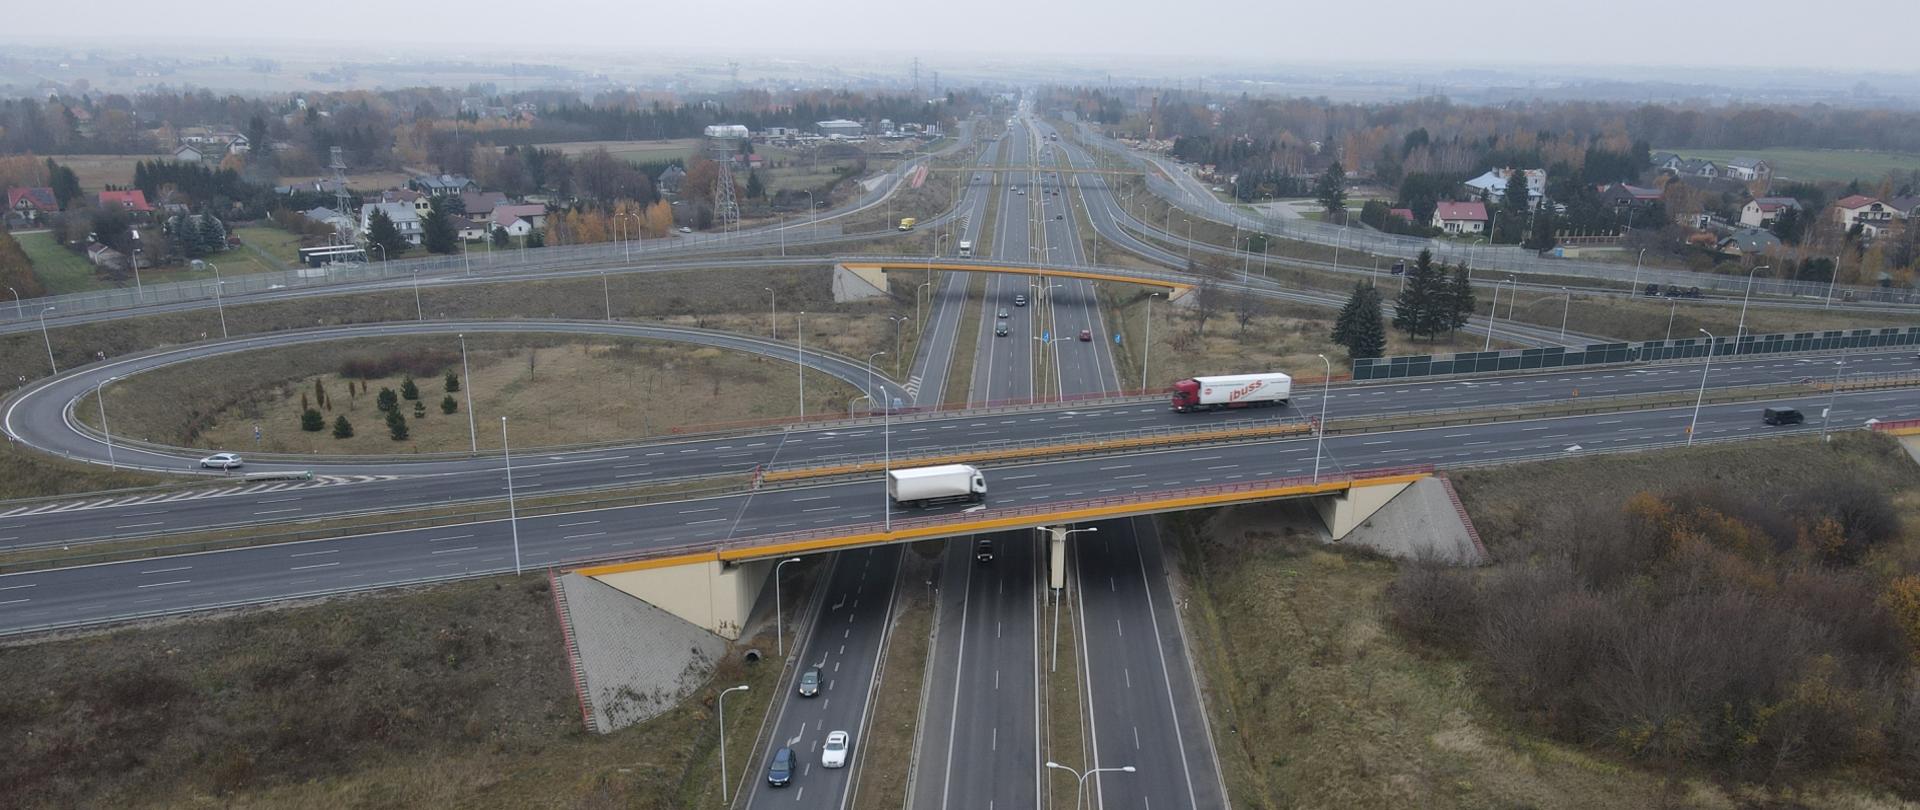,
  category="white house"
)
[491,203,547,237]
[359,202,422,245]
[1462,168,1545,208]
[1832,195,1903,238]
[1431,201,1490,234]
[1723,157,1770,182]
[1739,197,1800,228]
